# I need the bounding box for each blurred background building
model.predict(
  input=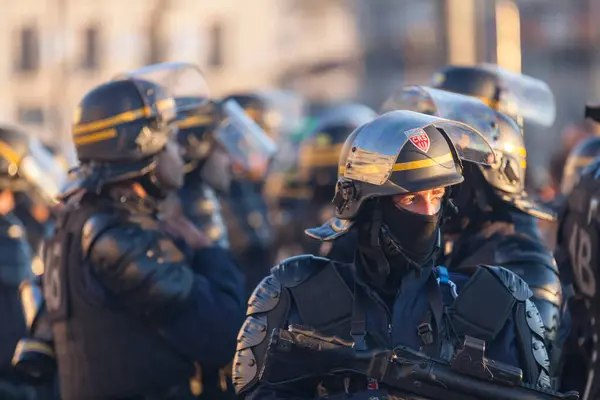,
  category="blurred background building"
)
[0,0,598,189]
